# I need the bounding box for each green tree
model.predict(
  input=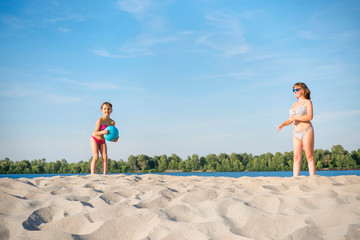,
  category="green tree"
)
[199,156,206,170]
[128,155,139,172]
[191,154,201,171]
[0,158,11,173]
[59,159,69,173]
[168,154,181,170]
[150,156,160,171]
[350,150,360,166]
[316,160,324,169]
[185,156,192,172]
[158,155,168,172]
[137,154,149,172]
[219,153,231,171]
[206,154,219,171]
[69,162,81,173]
